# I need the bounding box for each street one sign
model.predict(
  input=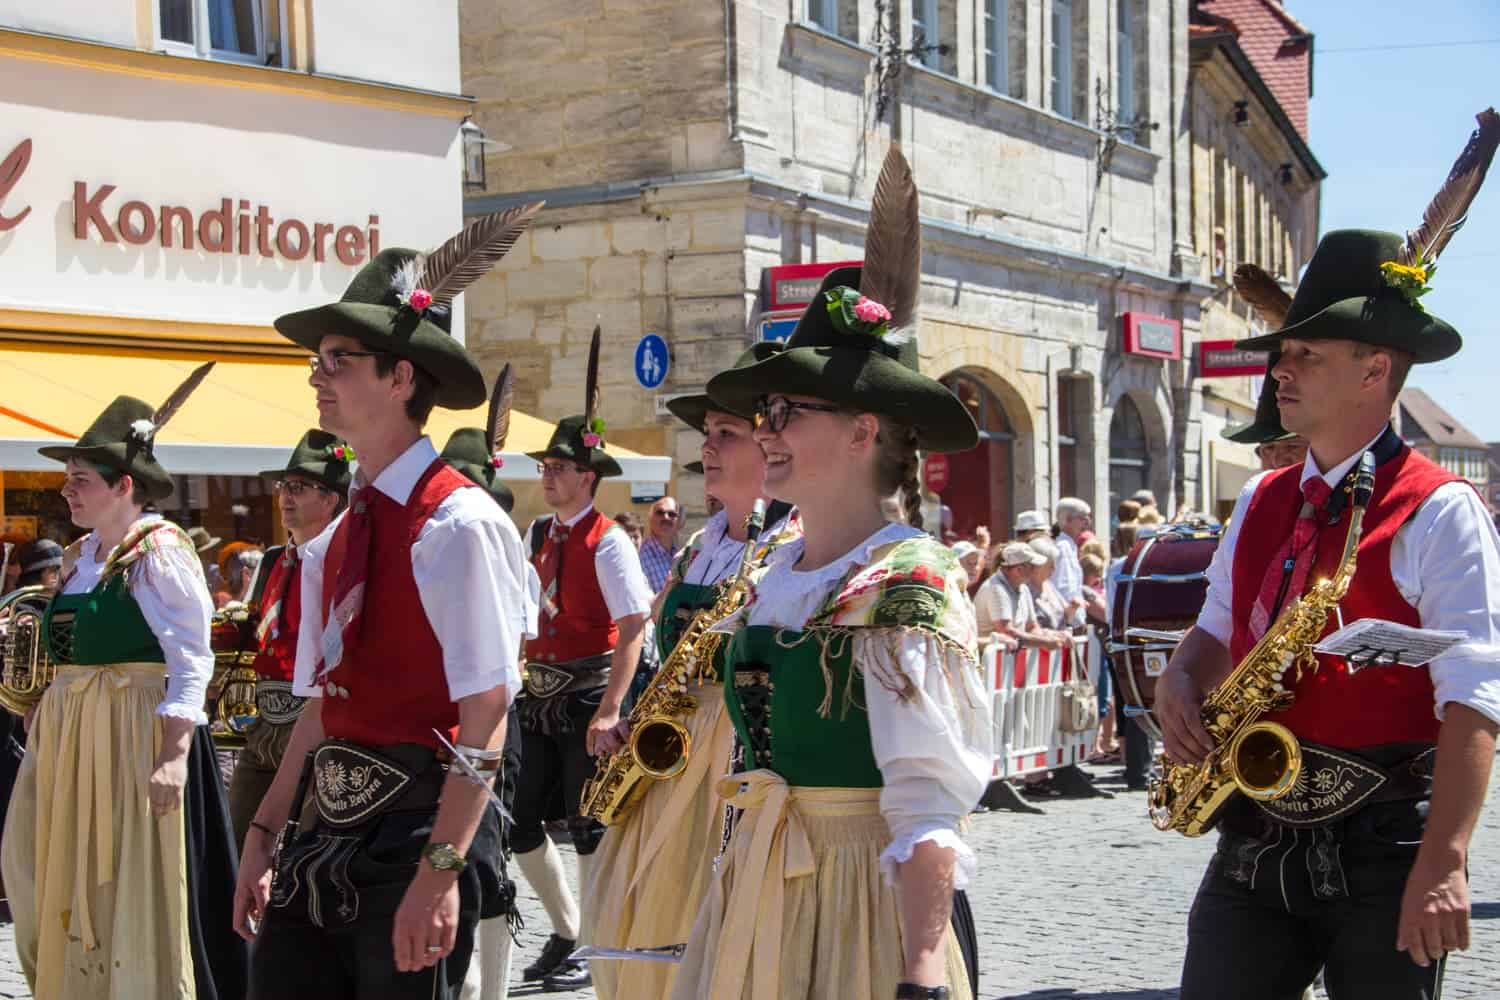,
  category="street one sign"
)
[923,454,950,493]
[761,260,861,311]
[634,333,670,389]
[1198,339,1266,378]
